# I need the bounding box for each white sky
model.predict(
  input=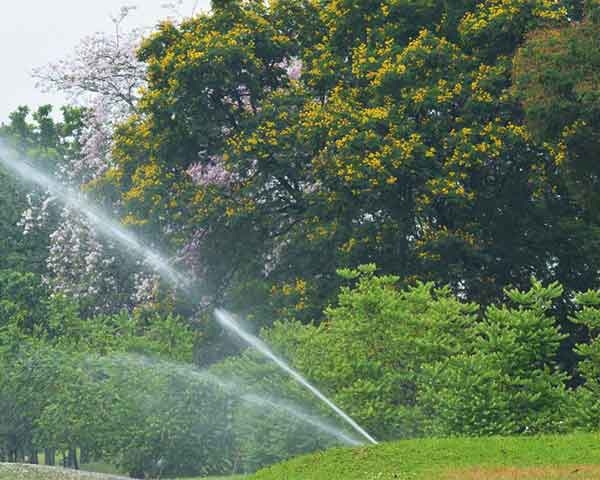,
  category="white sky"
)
[0,0,211,123]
